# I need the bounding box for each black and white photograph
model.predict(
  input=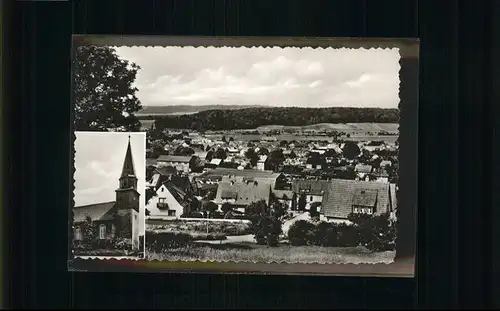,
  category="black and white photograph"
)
[71,37,415,272]
[71,132,146,259]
